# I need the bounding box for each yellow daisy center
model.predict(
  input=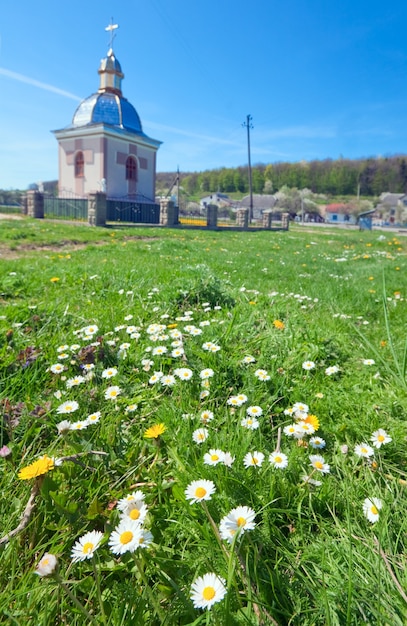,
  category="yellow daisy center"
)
[314,461,324,469]
[252,458,259,464]
[42,558,49,566]
[377,435,385,442]
[120,531,134,545]
[361,447,368,454]
[237,517,247,527]
[370,505,378,515]
[195,487,207,498]
[198,434,205,440]
[83,542,94,554]
[129,508,140,520]
[203,586,216,601]
[211,454,219,461]
[274,456,282,463]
